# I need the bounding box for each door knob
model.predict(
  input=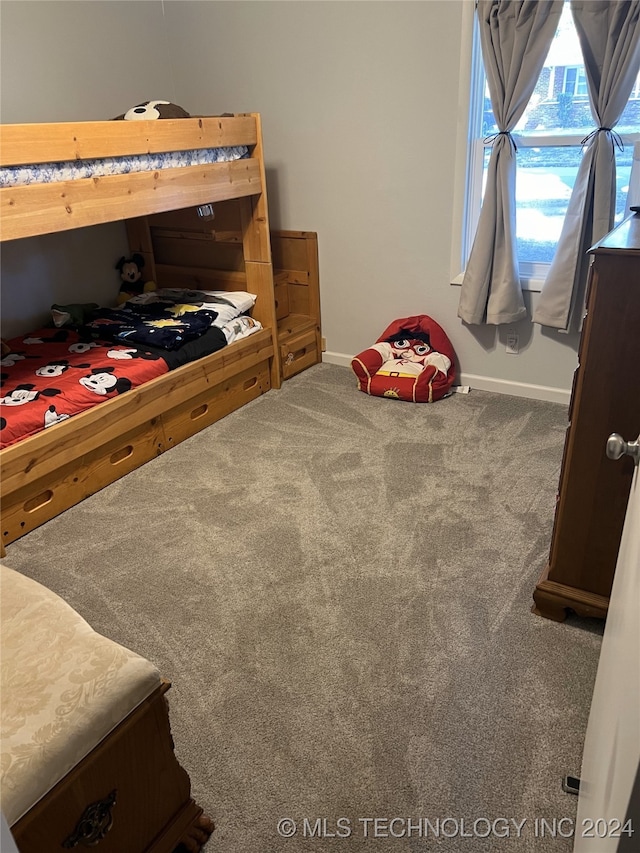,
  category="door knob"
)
[606,433,640,466]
